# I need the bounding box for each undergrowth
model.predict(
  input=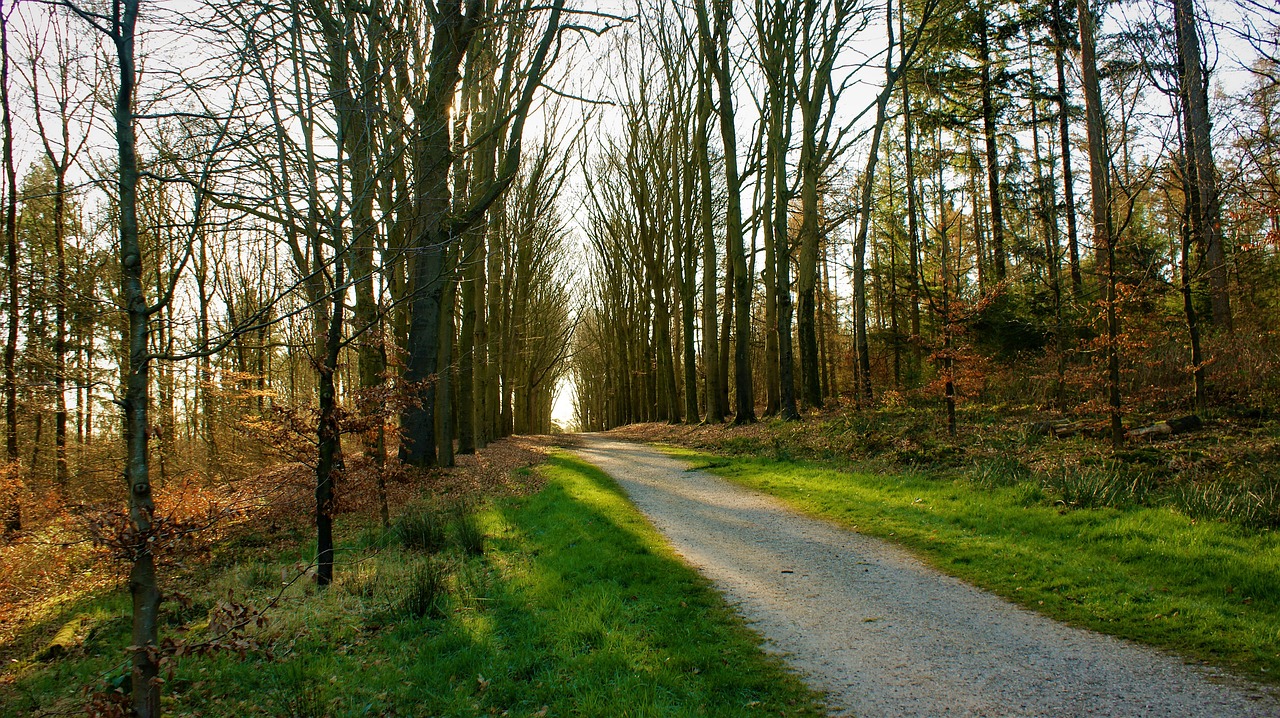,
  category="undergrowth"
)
[0,454,824,717]
[623,404,1280,530]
